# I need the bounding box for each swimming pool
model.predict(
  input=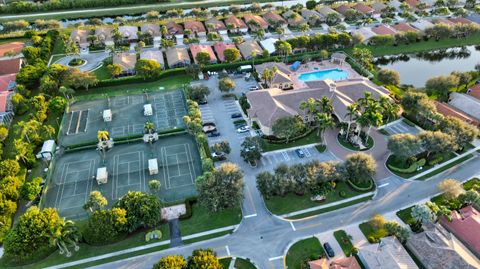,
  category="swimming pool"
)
[298,68,348,82]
